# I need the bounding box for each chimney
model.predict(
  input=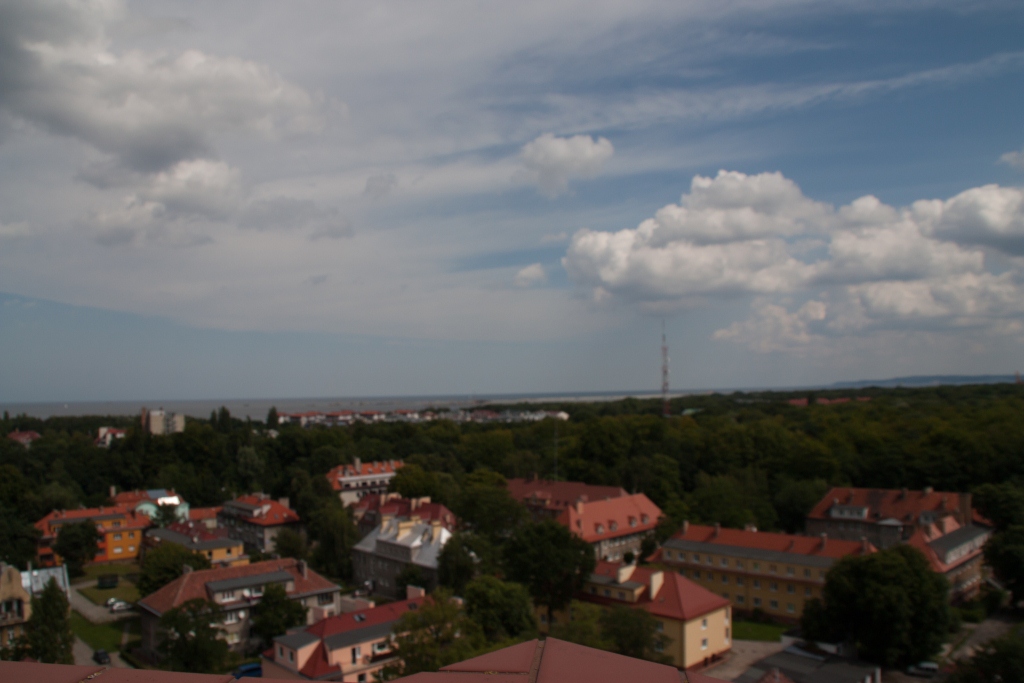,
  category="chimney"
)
[354,457,362,470]
[575,500,584,515]
[616,564,635,584]
[744,523,757,532]
[109,485,116,499]
[682,520,689,534]
[182,564,193,574]
[959,492,972,526]
[298,559,308,579]
[714,522,721,538]
[861,536,870,553]
[924,486,934,496]
[649,570,664,598]
[406,584,426,600]
[278,497,290,510]
[430,518,443,542]
[819,532,827,549]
